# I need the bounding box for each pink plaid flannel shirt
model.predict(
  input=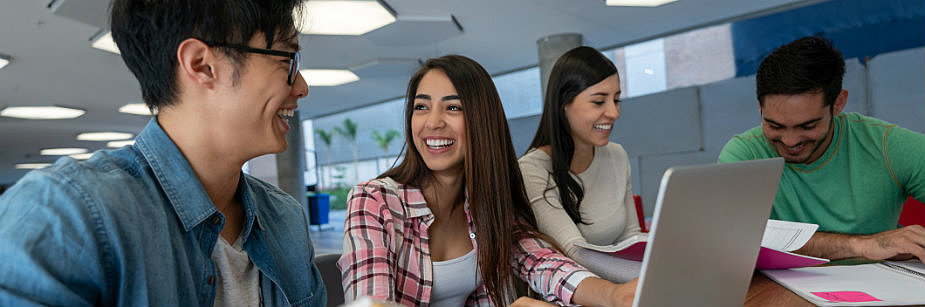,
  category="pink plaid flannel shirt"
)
[337,178,595,307]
